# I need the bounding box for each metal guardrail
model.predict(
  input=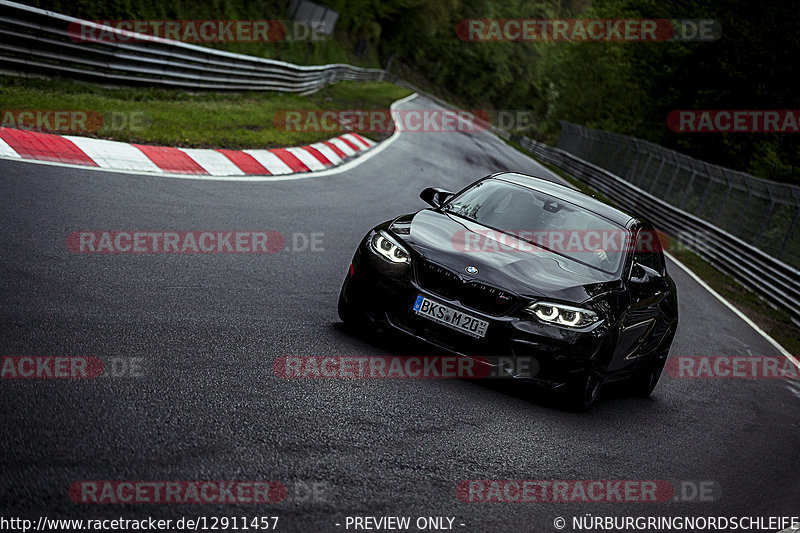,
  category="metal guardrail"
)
[556,122,800,270]
[0,0,385,94]
[518,136,800,321]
